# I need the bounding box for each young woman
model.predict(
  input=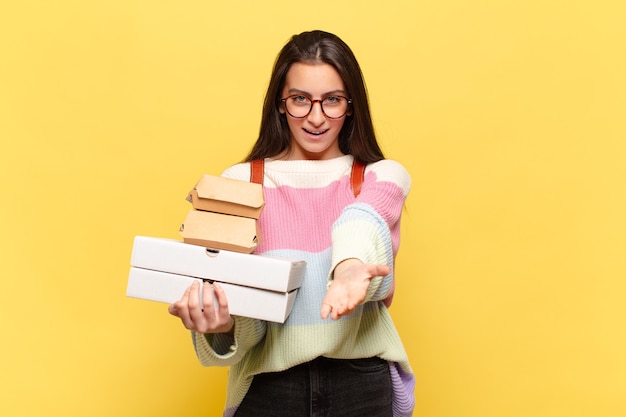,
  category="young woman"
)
[169,30,415,417]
